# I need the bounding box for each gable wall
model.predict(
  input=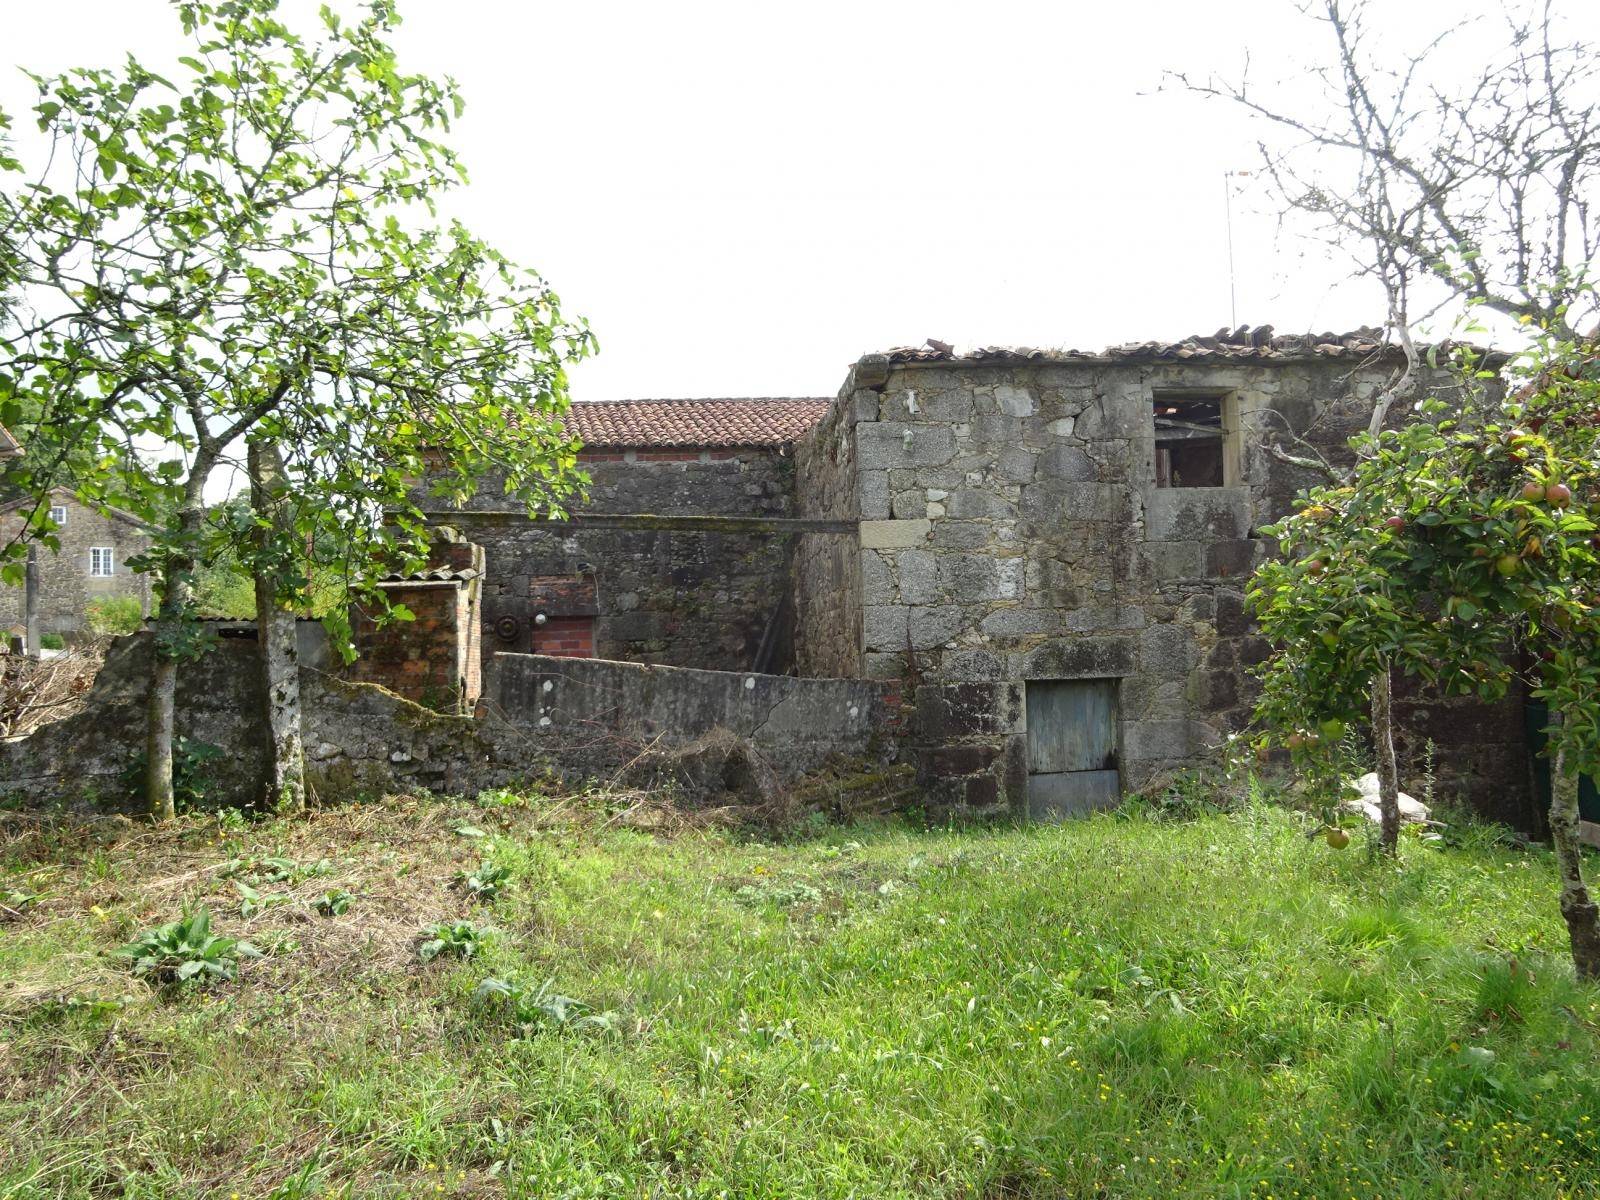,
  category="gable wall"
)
[427,447,801,687]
